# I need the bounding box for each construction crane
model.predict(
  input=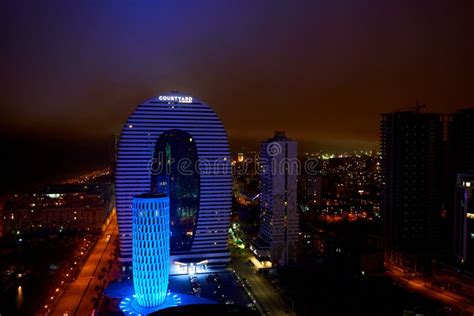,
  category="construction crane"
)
[396,100,426,113]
